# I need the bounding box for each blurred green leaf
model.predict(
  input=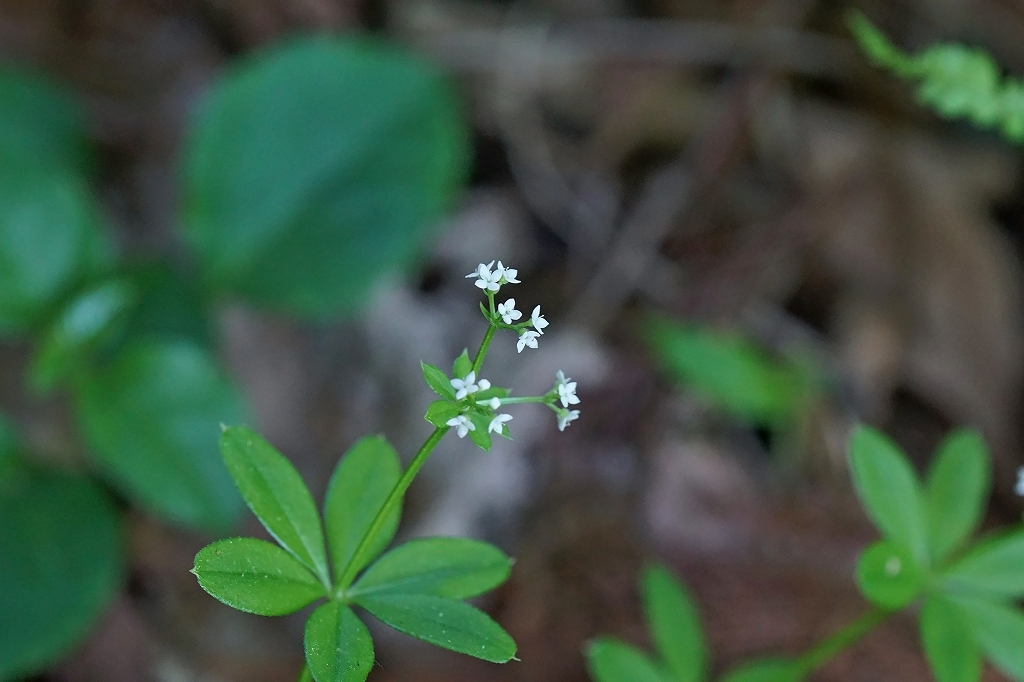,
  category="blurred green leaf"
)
[193,538,326,616]
[585,638,675,682]
[643,316,811,428]
[0,413,20,485]
[75,340,246,531]
[641,564,706,682]
[925,429,990,564]
[182,37,468,319]
[452,349,472,380]
[848,426,928,564]
[0,471,122,681]
[467,411,492,451]
[950,595,1024,680]
[116,262,213,349]
[942,530,1024,599]
[325,435,401,587]
[351,538,511,599]
[718,659,803,682]
[920,595,982,682]
[354,592,516,663]
[220,426,329,585]
[305,601,374,682]
[0,66,90,172]
[425,400,460,428]
[422,362,456,400]
[855,541,925,610]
